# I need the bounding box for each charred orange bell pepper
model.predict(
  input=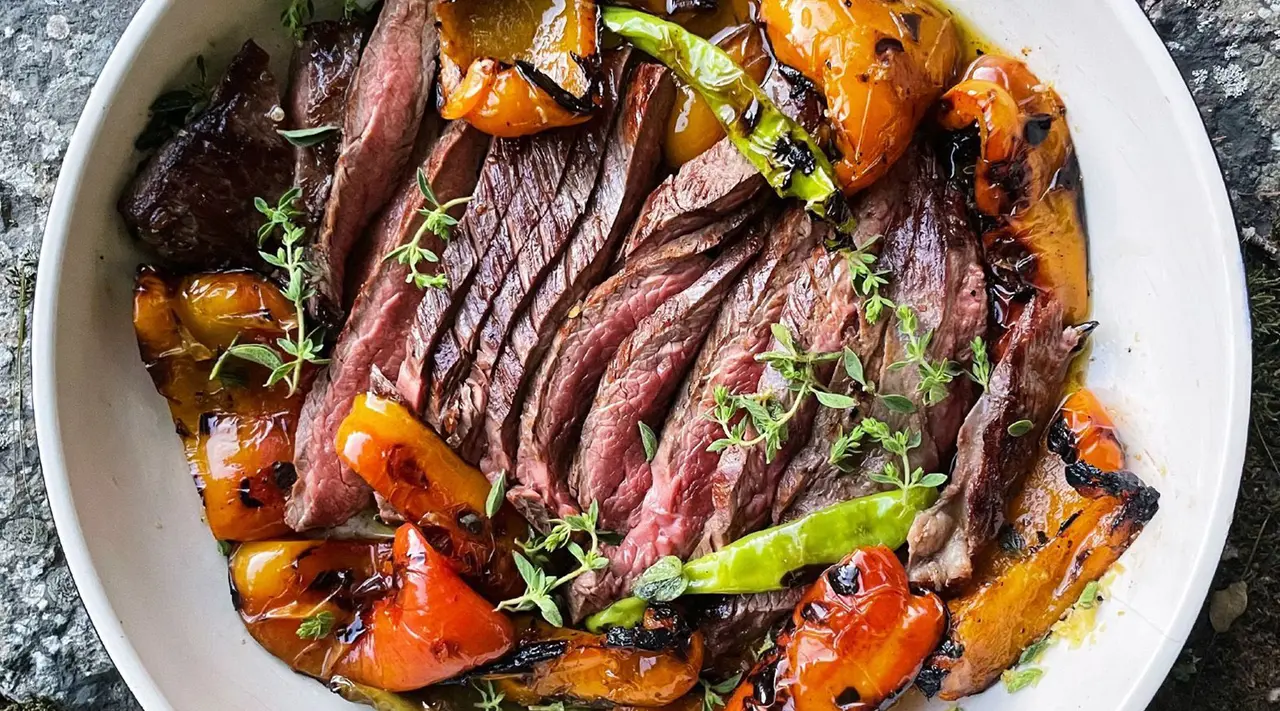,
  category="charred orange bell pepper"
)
[134,268,299,541]
[759,0,960,193]
[918,391,1159,700]
[437,0,599,137]
[336,393,525,599]
[230,539,385,679]
[333,524,516,691]
[939,54,1071,216]
[724,546,946,711]
[488,607,704,706]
